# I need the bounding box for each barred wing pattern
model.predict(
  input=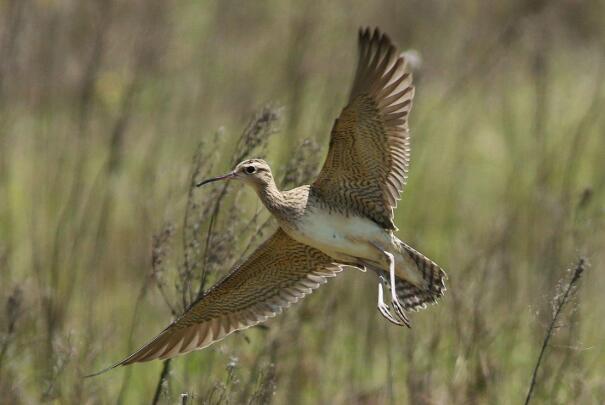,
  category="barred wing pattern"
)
[313,28,414,230]
[95,230,340,372]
